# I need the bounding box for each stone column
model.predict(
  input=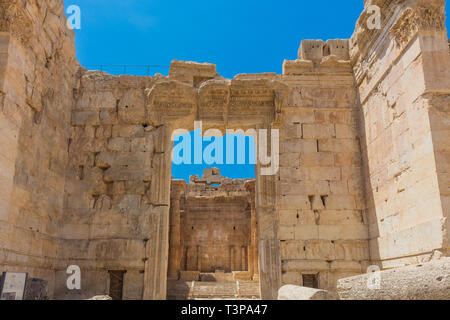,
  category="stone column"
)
[197,245,202,272]
[245,181,259,279]
[256,123,281,300]
[143,126,173,300]
[241,246,247,272]
[167,180,186,280]
[230,246,236,271]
